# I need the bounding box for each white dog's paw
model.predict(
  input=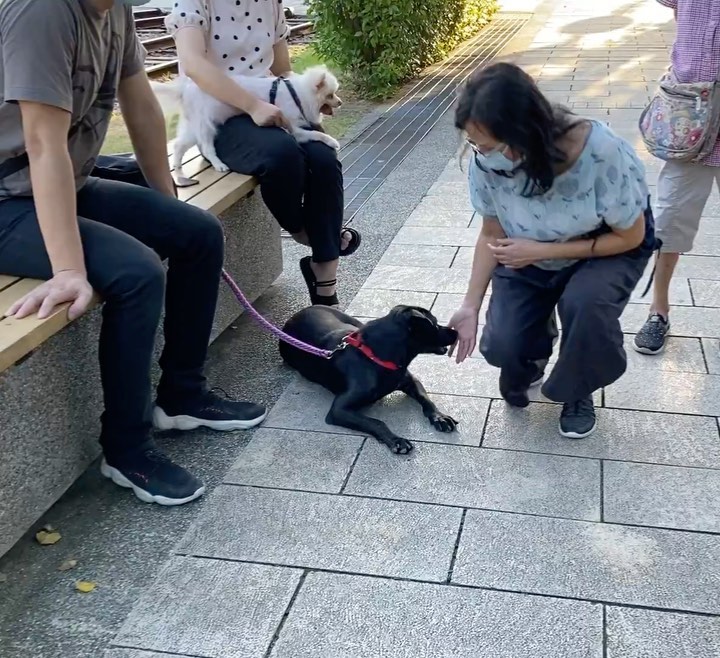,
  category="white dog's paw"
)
[212,161,230,173]
[324,136,340,150]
